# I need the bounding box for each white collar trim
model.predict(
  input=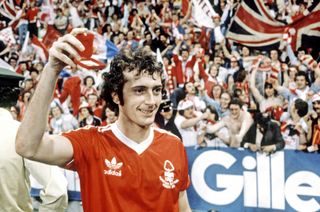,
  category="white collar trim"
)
[111,123,154,155]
